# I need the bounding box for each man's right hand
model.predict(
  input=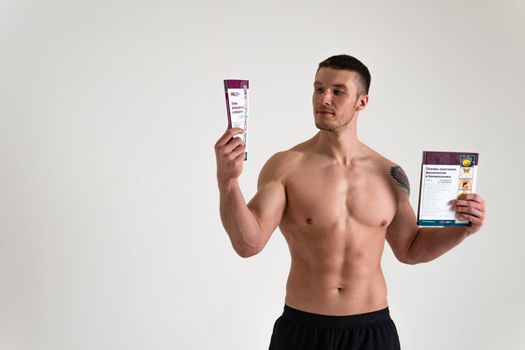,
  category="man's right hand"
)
[215,128,246,188]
